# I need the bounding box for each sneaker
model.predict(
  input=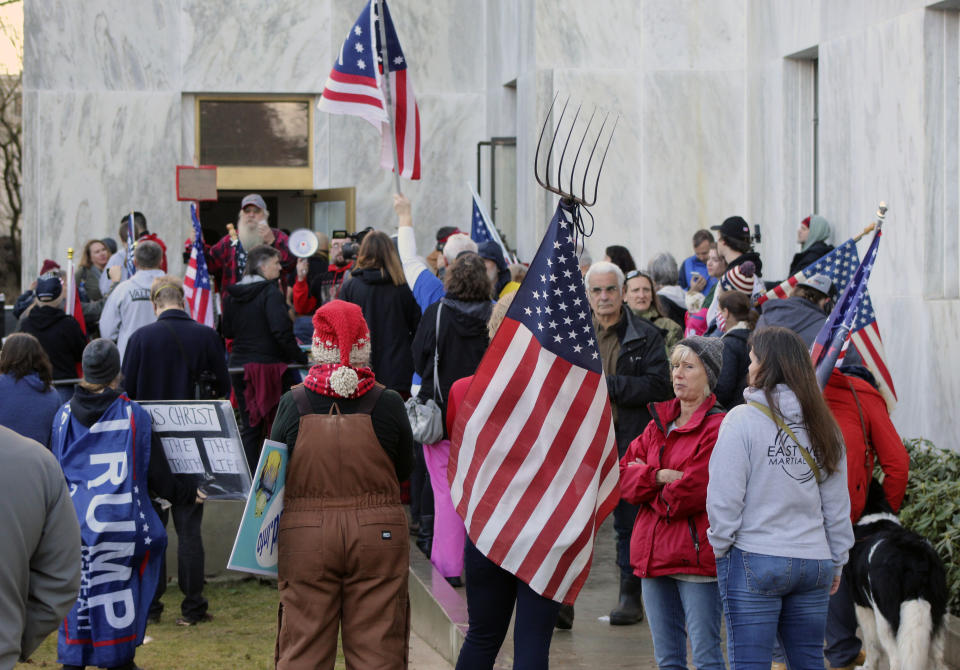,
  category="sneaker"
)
[176,613,214,626]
